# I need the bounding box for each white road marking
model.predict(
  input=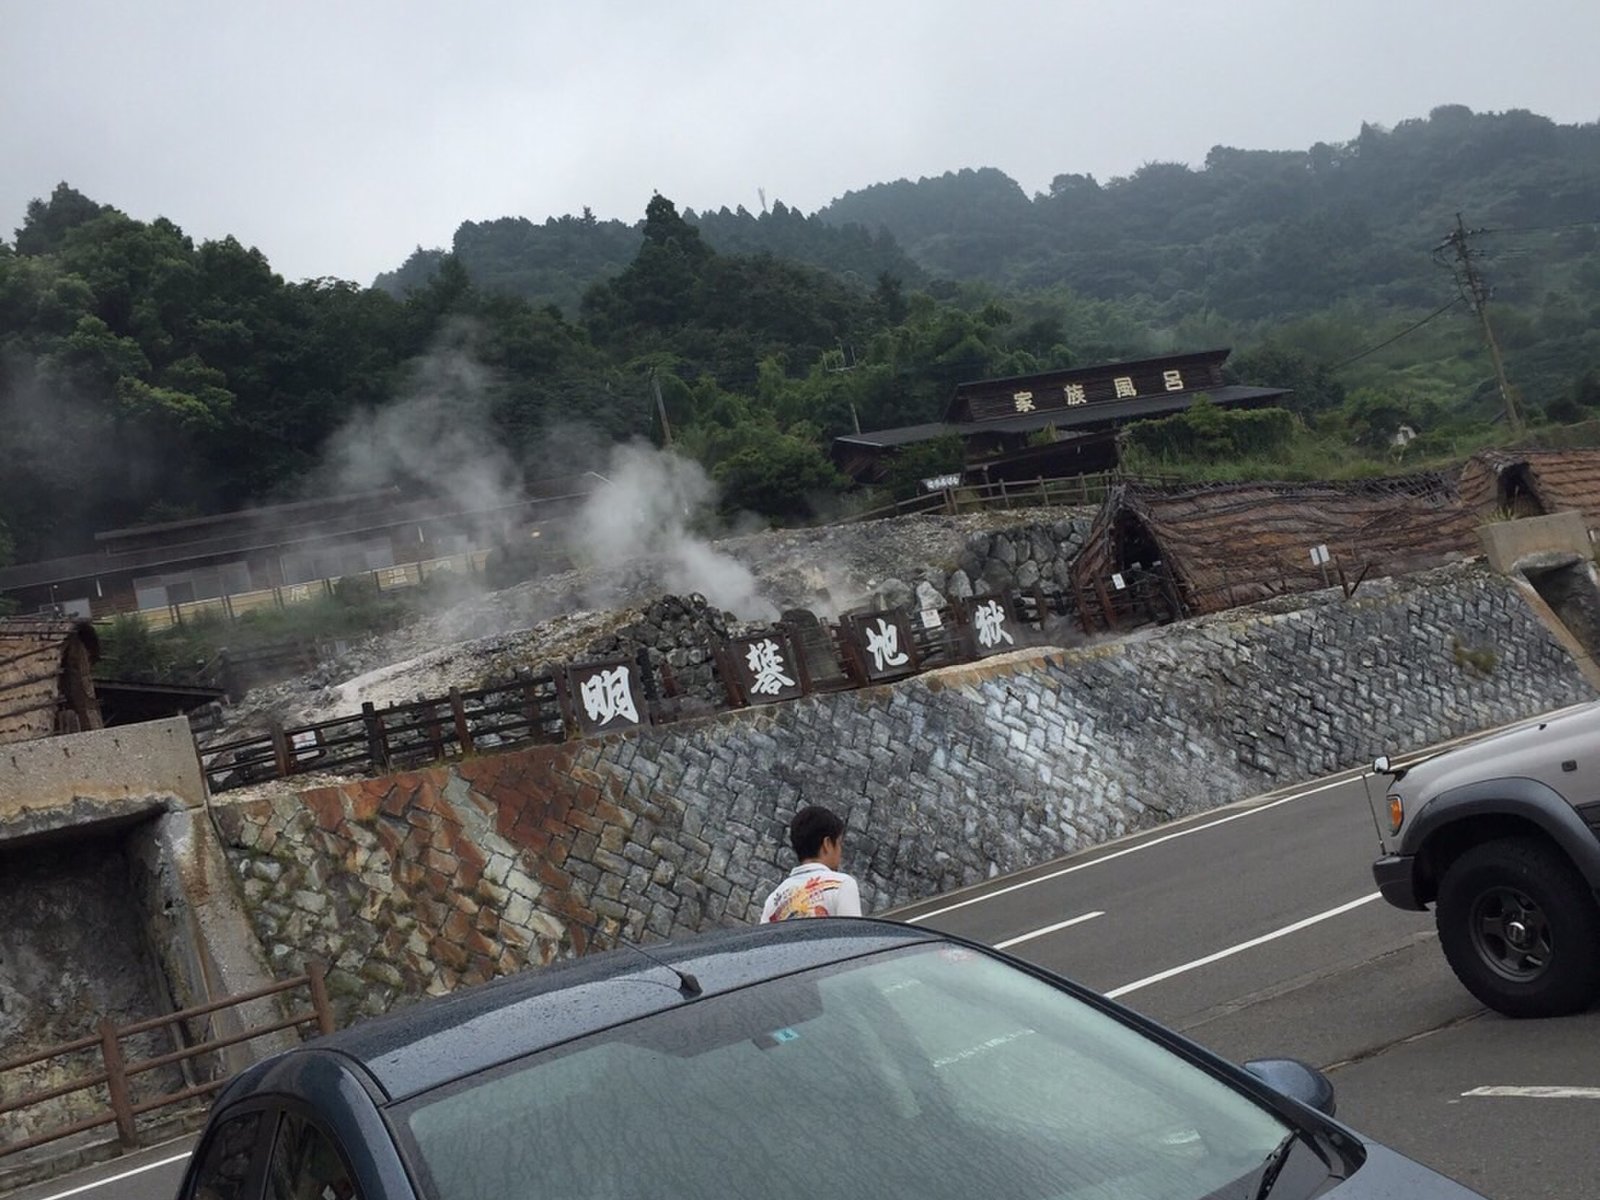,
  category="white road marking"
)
[34,1150,192,1200]
[1105,893,1384,999]
[993,910,1105,949]
[907,774,1363,924]
[1462,1086,1600,1100]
